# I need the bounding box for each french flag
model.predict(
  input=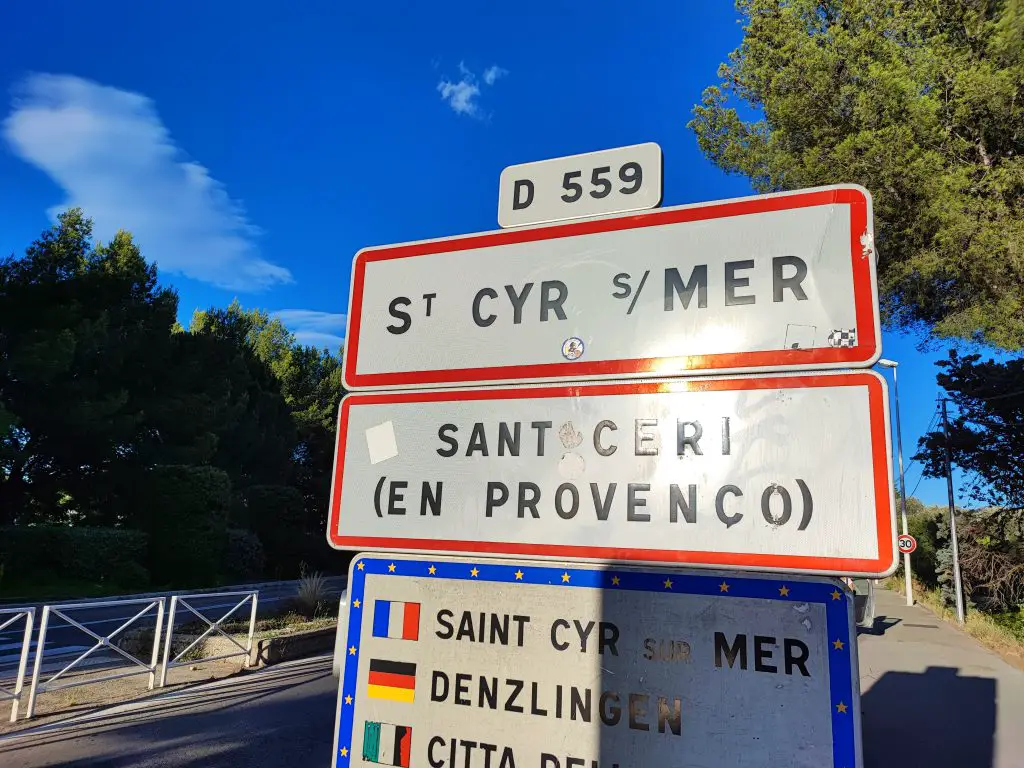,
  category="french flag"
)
[372,600,420,641]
